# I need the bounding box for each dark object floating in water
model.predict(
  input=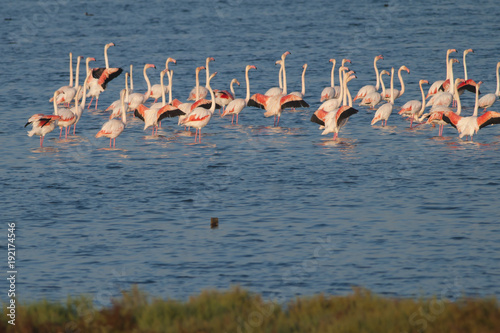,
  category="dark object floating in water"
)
[85,12,94,16]
[384,3,389,7]
[211,217,219,229]
[5,18,12,21]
